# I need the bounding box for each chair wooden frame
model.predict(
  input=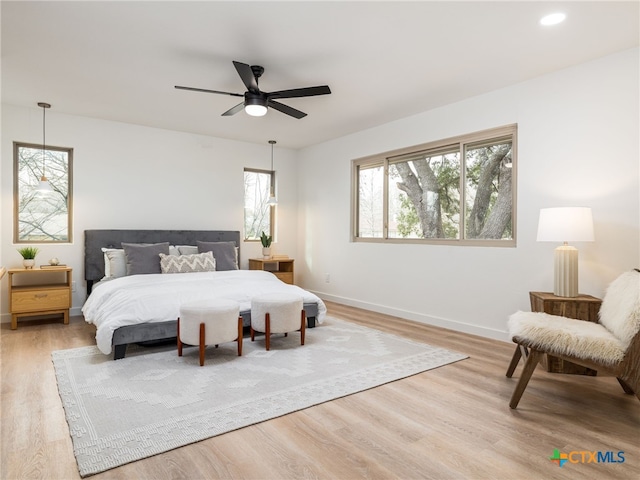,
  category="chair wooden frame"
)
[506,329,640,409]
